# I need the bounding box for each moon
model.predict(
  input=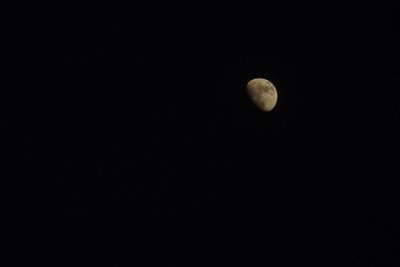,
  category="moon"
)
[246,78,278,112]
